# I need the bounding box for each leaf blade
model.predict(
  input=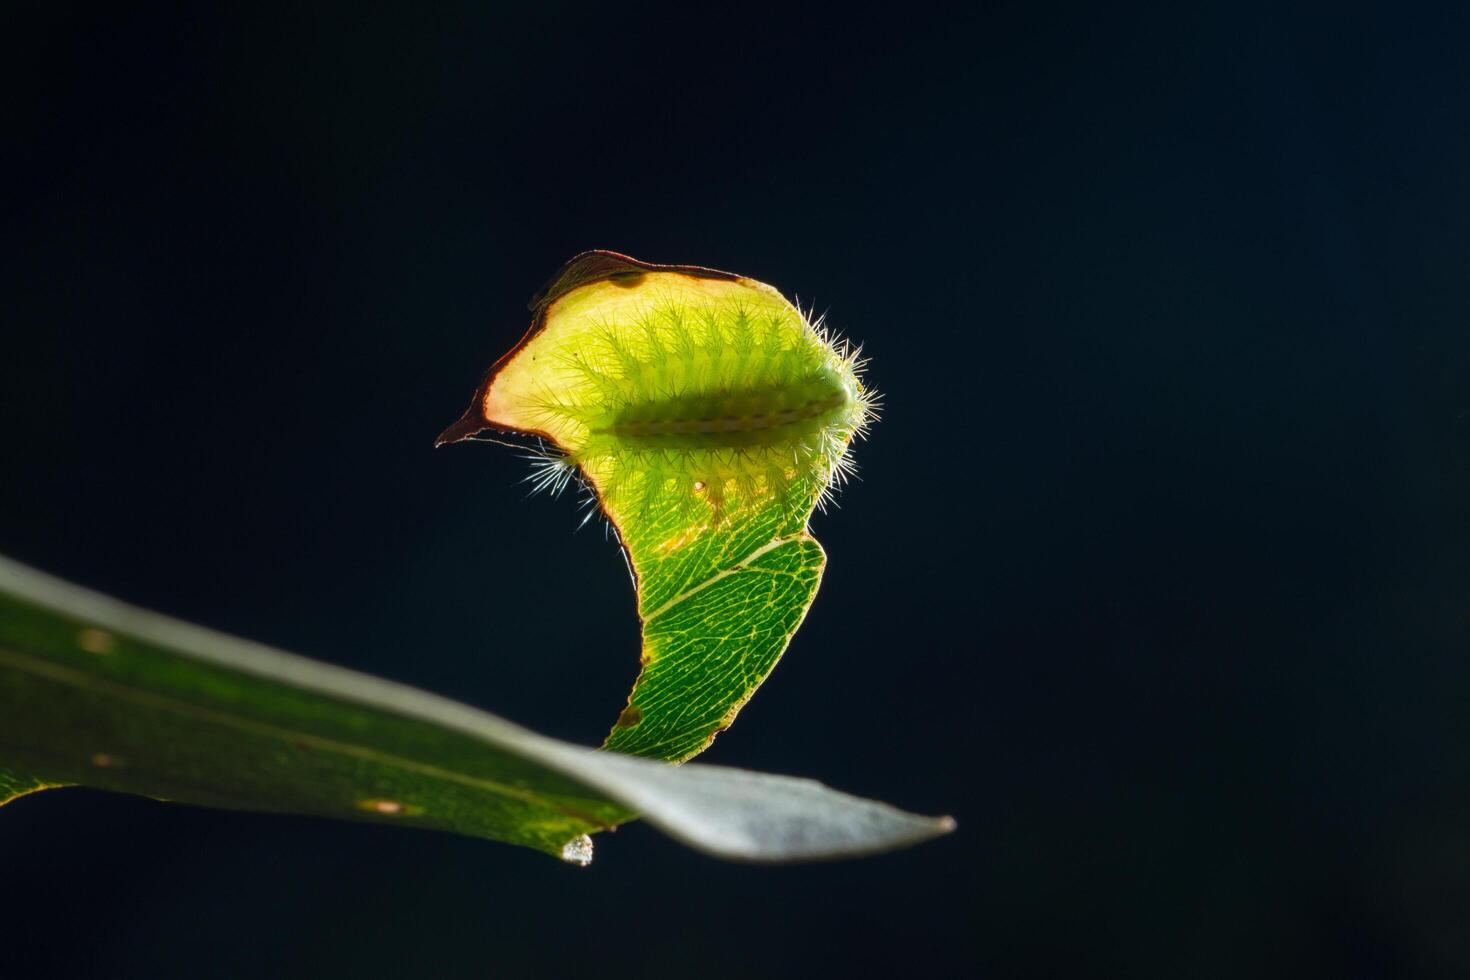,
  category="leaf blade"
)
[0,555,951,862]
[0,766,64,807]
[604,531,825,760]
